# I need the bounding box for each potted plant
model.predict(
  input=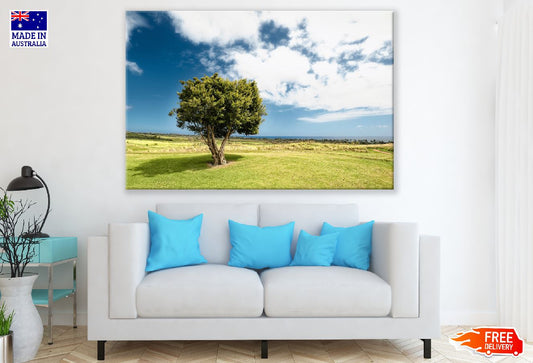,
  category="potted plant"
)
[0,190,43,363]
[0,302,14,362]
